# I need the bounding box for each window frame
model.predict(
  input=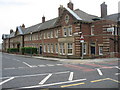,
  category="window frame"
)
[67,43,73,55]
